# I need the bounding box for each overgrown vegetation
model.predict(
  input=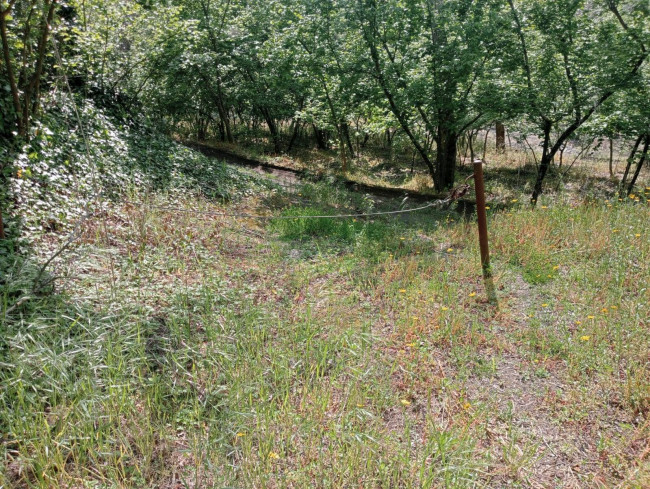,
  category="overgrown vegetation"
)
[2,179,648,488]
[1,1,649,488]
